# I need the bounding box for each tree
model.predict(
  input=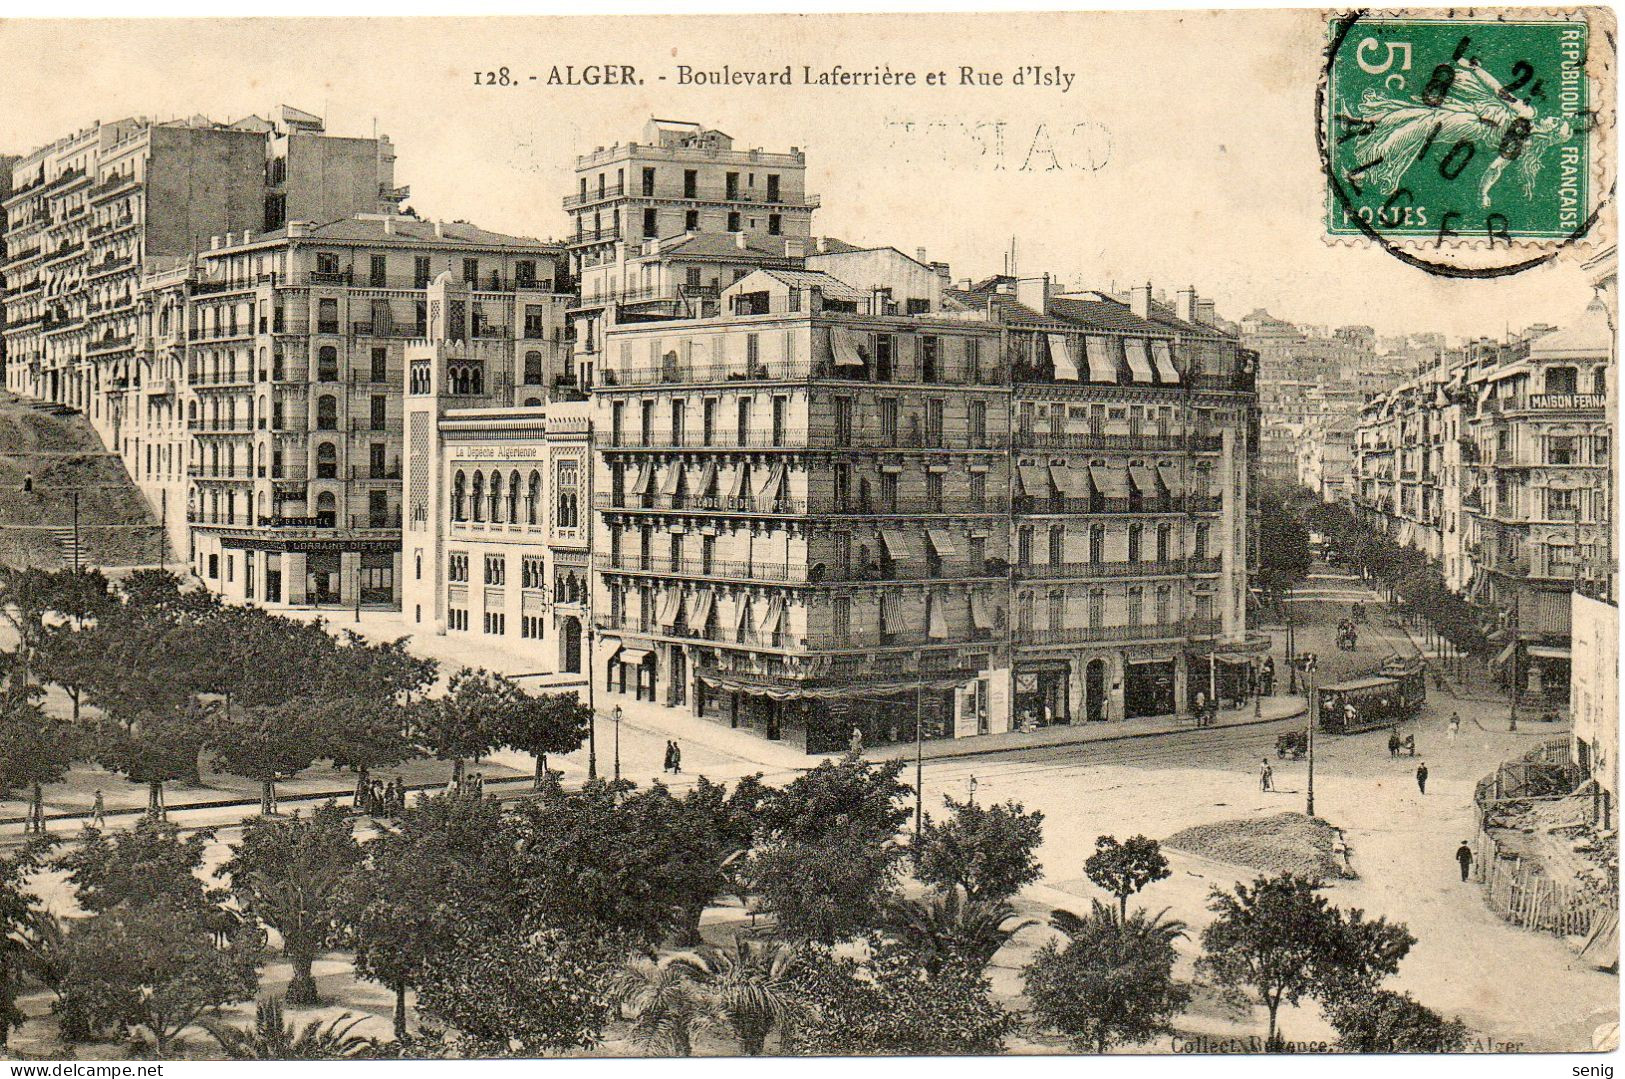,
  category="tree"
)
[0,566,57,688]
[1196,874,1414,1049]
[879,888,1034,975]
[54,817,218,914]
[204,998,379,1060]
[206,700,325,816]
[745,754,911,941]
[1322,988,1469,1052]
[0,839,52,1047]
[915,795,1045,903]
[486,684,590,787]
[345,793,521,1038]
[1084,834,1171,919]
[666,938,805,1056]
[0,692,78,833]
[216,803,363,1005]
[413,926,621,1057]
[91,700,208,817]
[1257,492,1313,603]
[607,955,718,1058]
[311,633,435,793]
[1024,900,1190,1053]
[785,936,1015,1055]
[410,668,504,783]
[58,896,262,1055]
